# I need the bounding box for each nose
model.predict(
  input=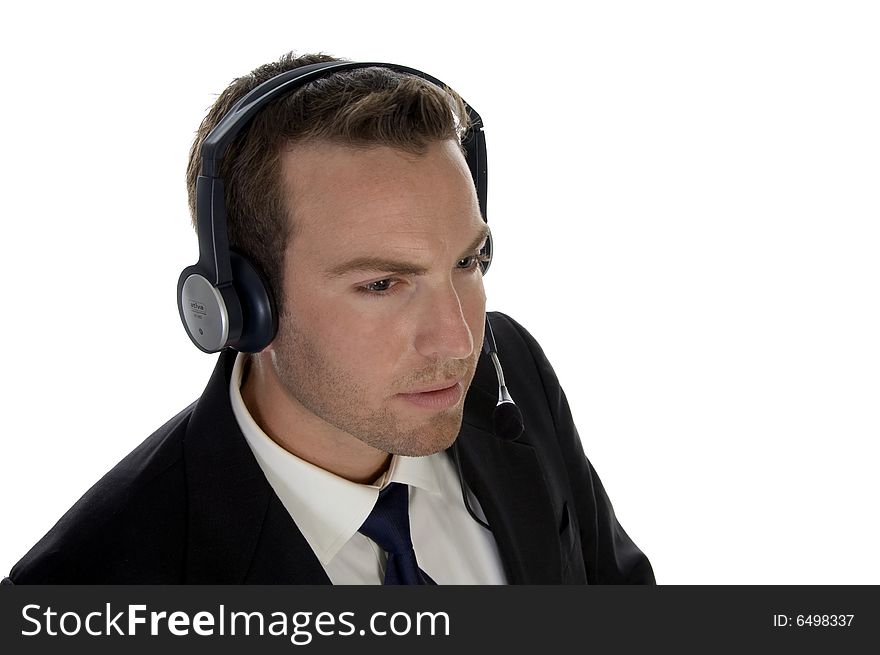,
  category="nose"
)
[414,281,474,361]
